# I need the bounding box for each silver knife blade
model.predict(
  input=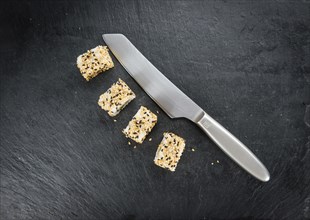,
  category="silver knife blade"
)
[103,33,270,182]
[103,34,204,122]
